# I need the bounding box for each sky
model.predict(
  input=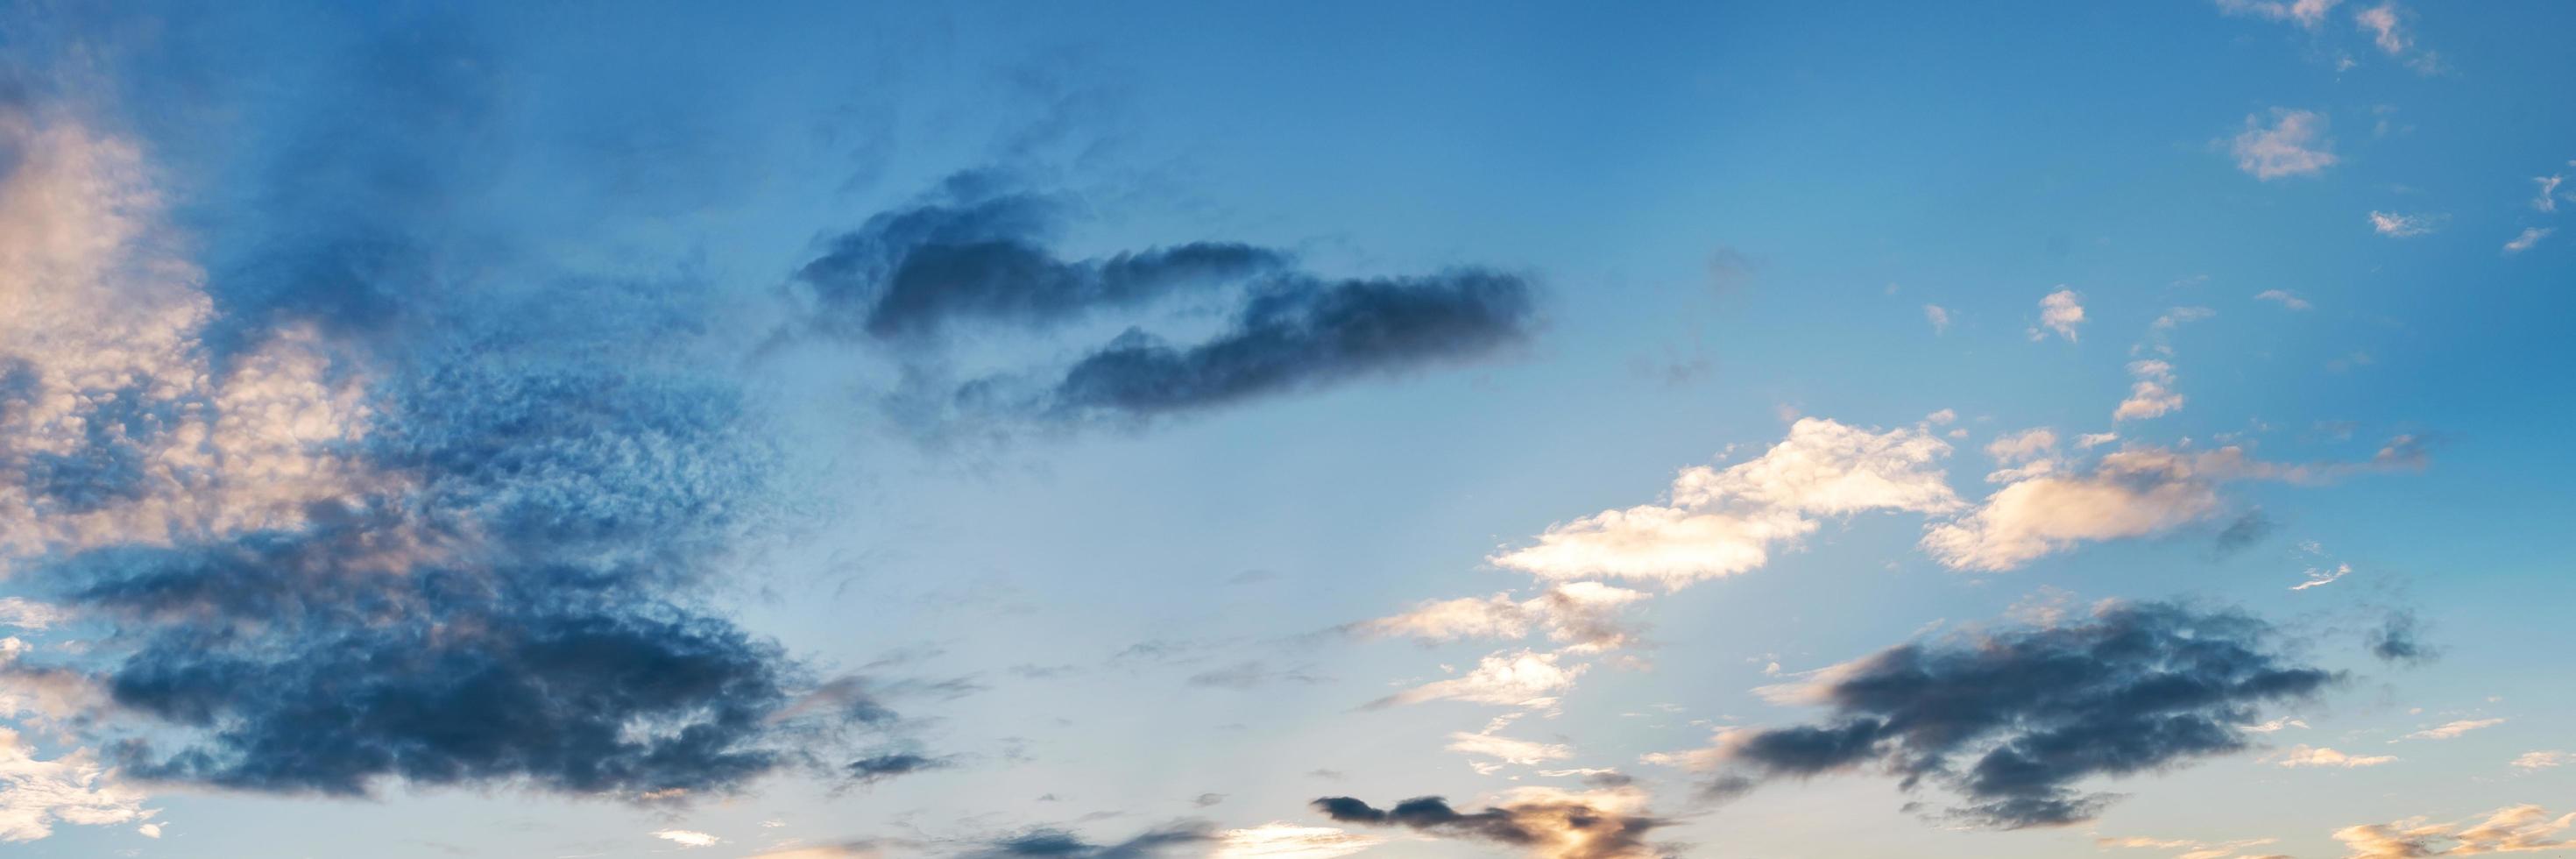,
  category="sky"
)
[0,2,2572,857]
